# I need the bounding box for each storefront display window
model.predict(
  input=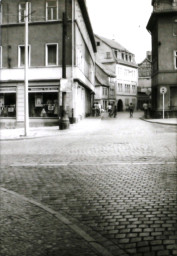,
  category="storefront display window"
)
[29,92,58,117]
[0,93,16,117]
